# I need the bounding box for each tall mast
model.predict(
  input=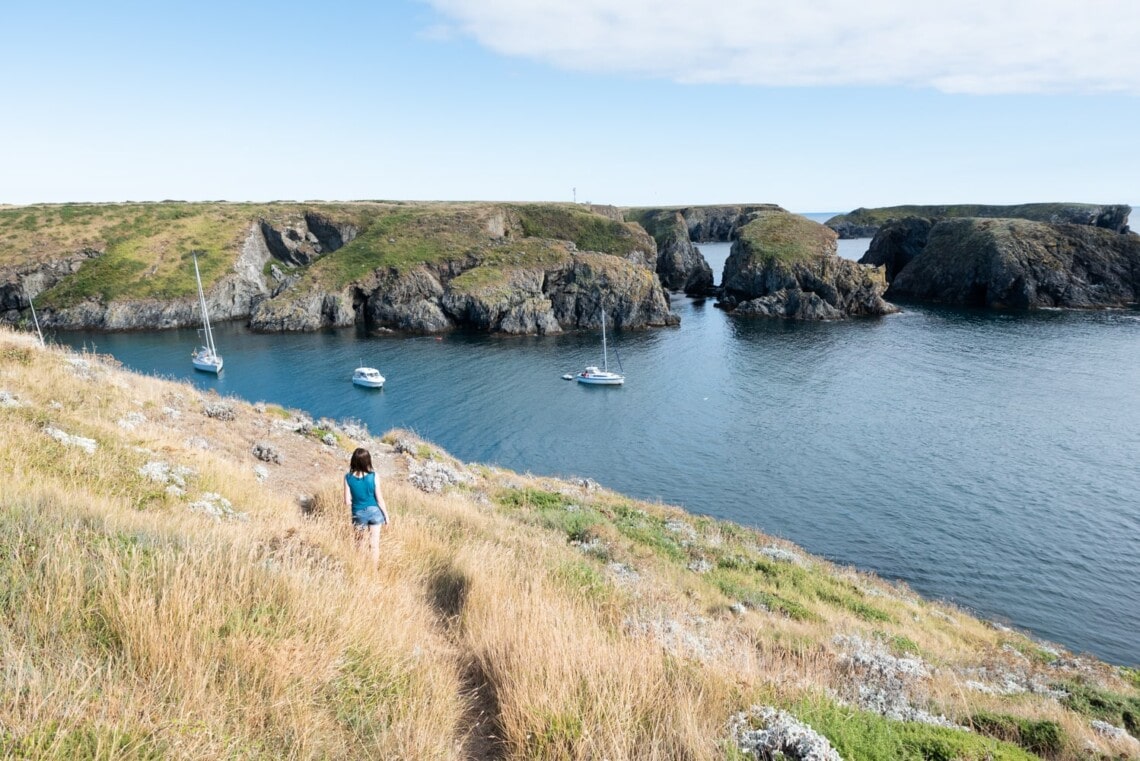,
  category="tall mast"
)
[194,255,215,356]
[601,310,608,372]
[28,291,44,346]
